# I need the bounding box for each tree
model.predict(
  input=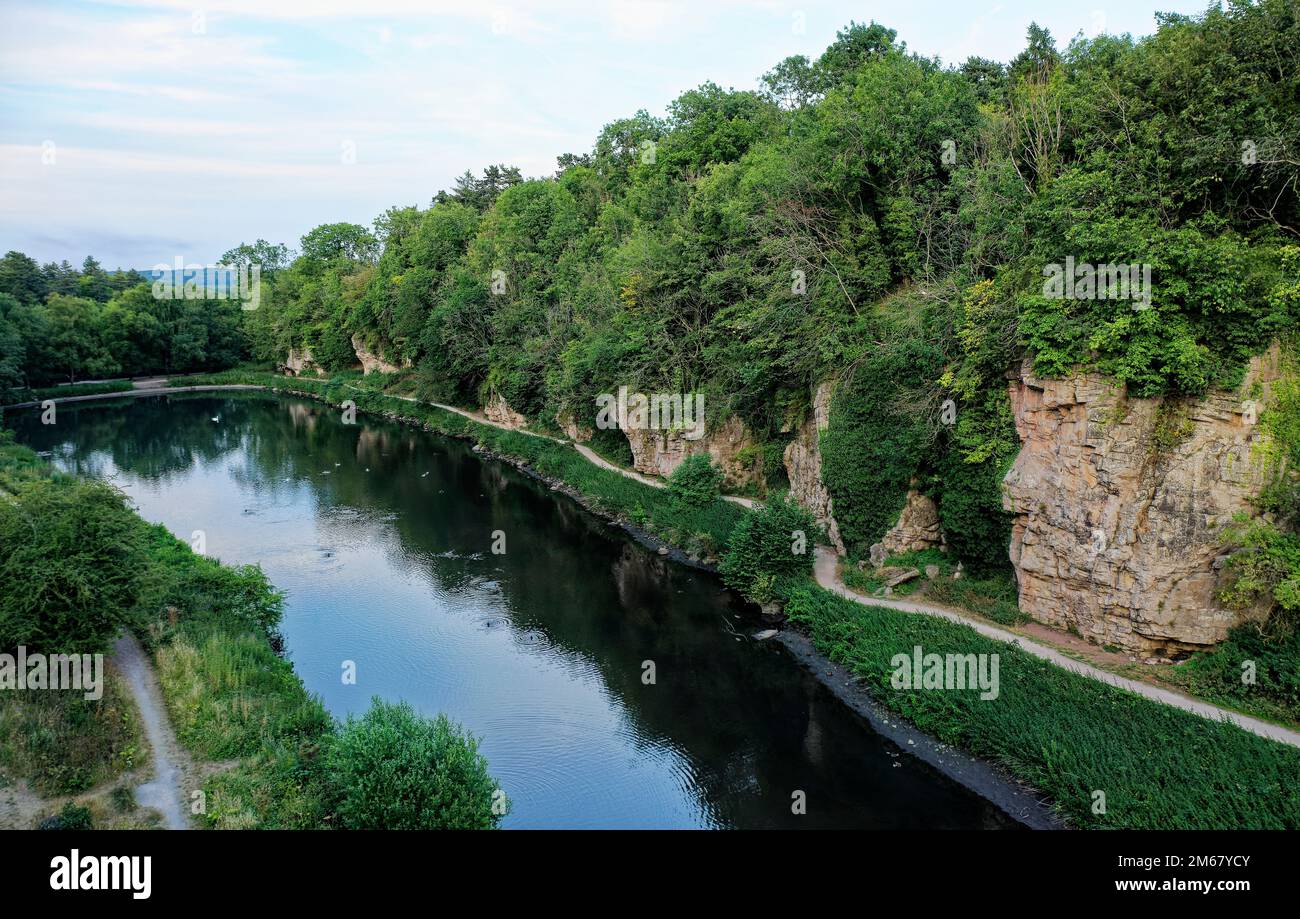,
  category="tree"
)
[667,453,723,507]
[0,475,148,654]
[43,294,117,382]
[719,493,817,601]
[220,239,292,276]
[299,223,378,270]
[761,55,819,109]
[814,20,898,90]
[76,256,113,302]
[0,251,47,305]
[328,699,505,829]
